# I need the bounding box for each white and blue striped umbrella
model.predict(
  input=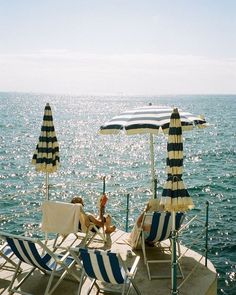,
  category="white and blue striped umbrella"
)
[32,103,59,200]
[100,105,206,135]
[100,105,207,197]
[160,108,193,211]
